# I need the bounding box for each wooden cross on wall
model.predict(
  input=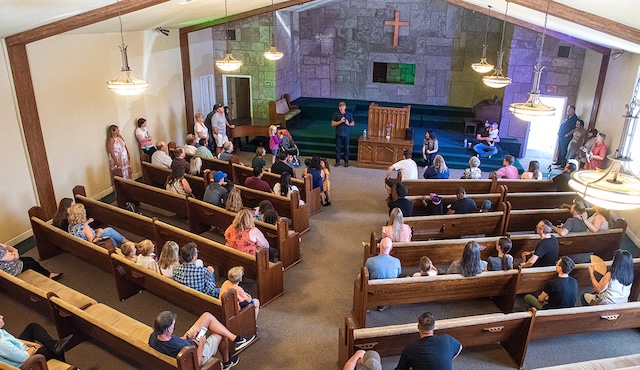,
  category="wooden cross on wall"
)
[384,10,409,47]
